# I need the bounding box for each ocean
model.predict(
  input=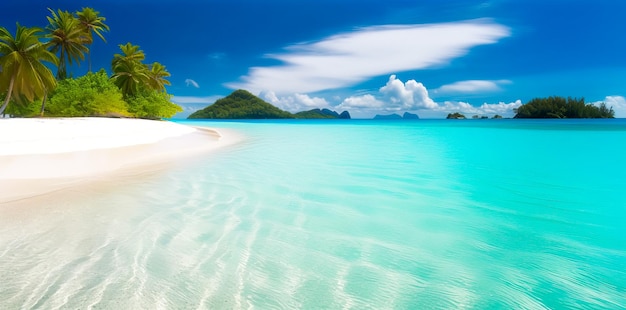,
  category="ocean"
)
[1,119,625,309]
